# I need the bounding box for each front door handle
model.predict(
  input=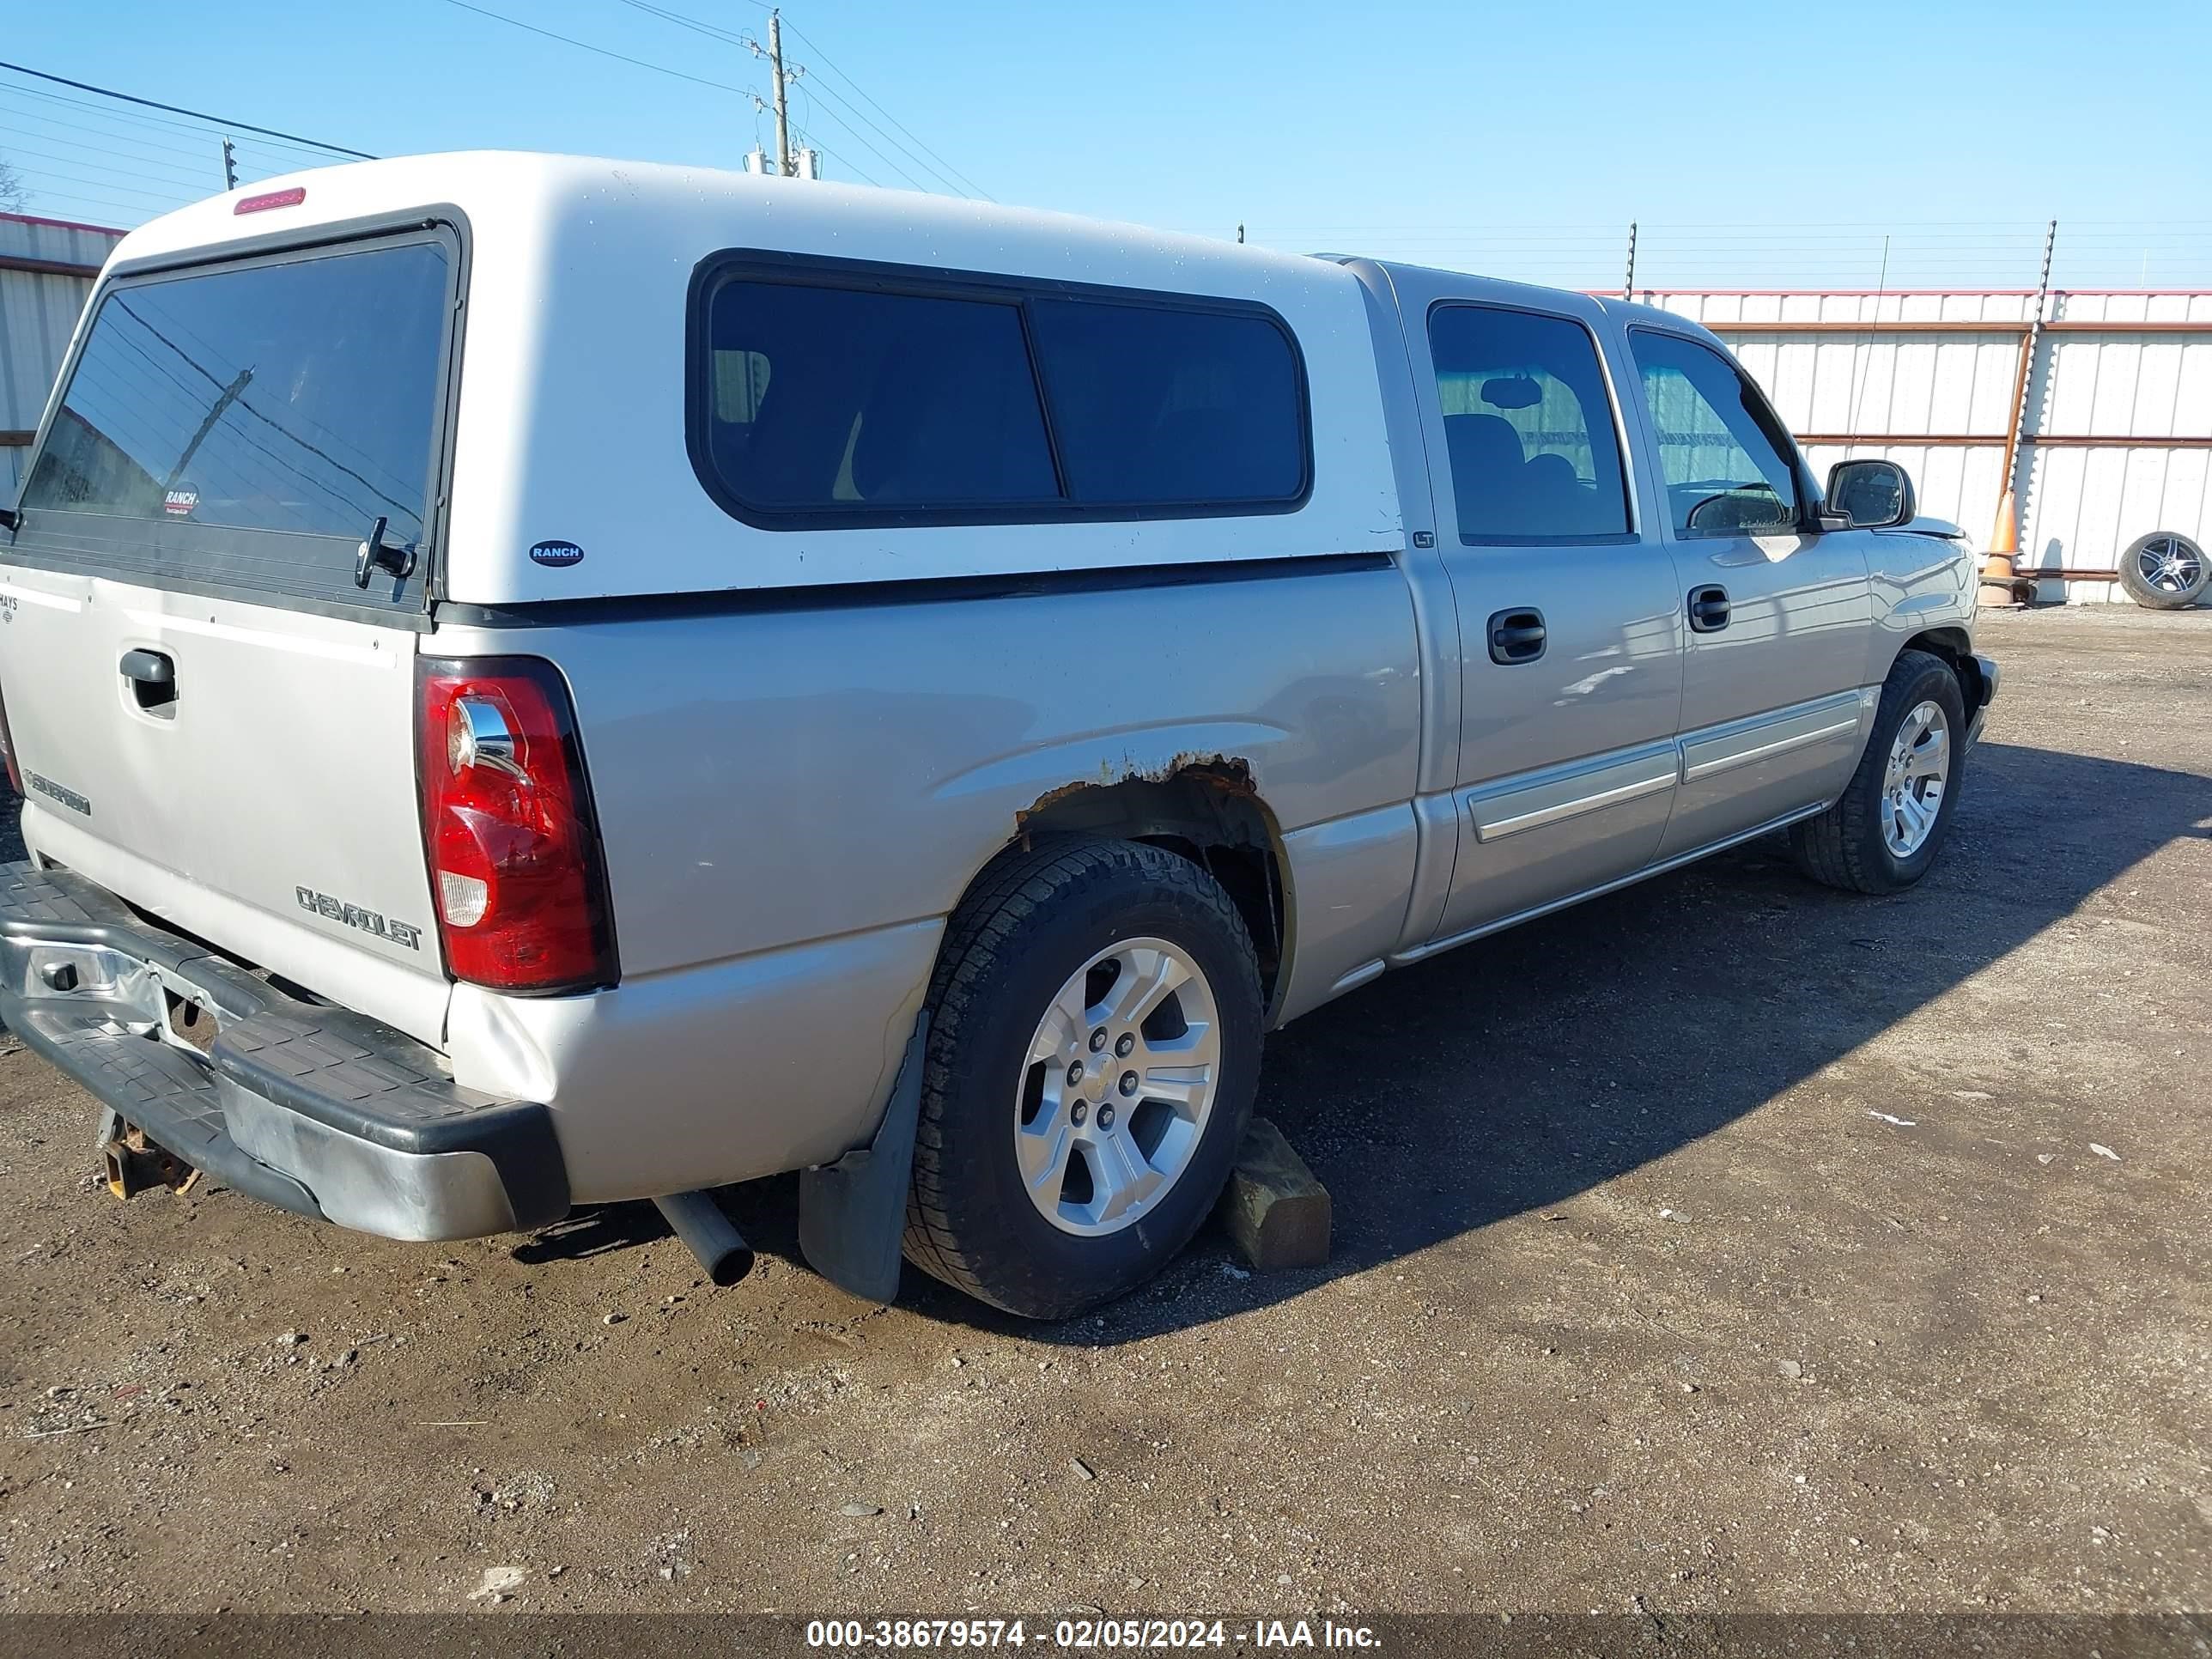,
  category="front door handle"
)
[1487,607,1547,665]
[1688,584,1731,634]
